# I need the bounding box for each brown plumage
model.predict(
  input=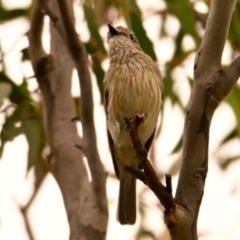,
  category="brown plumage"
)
[104,24,163,225]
